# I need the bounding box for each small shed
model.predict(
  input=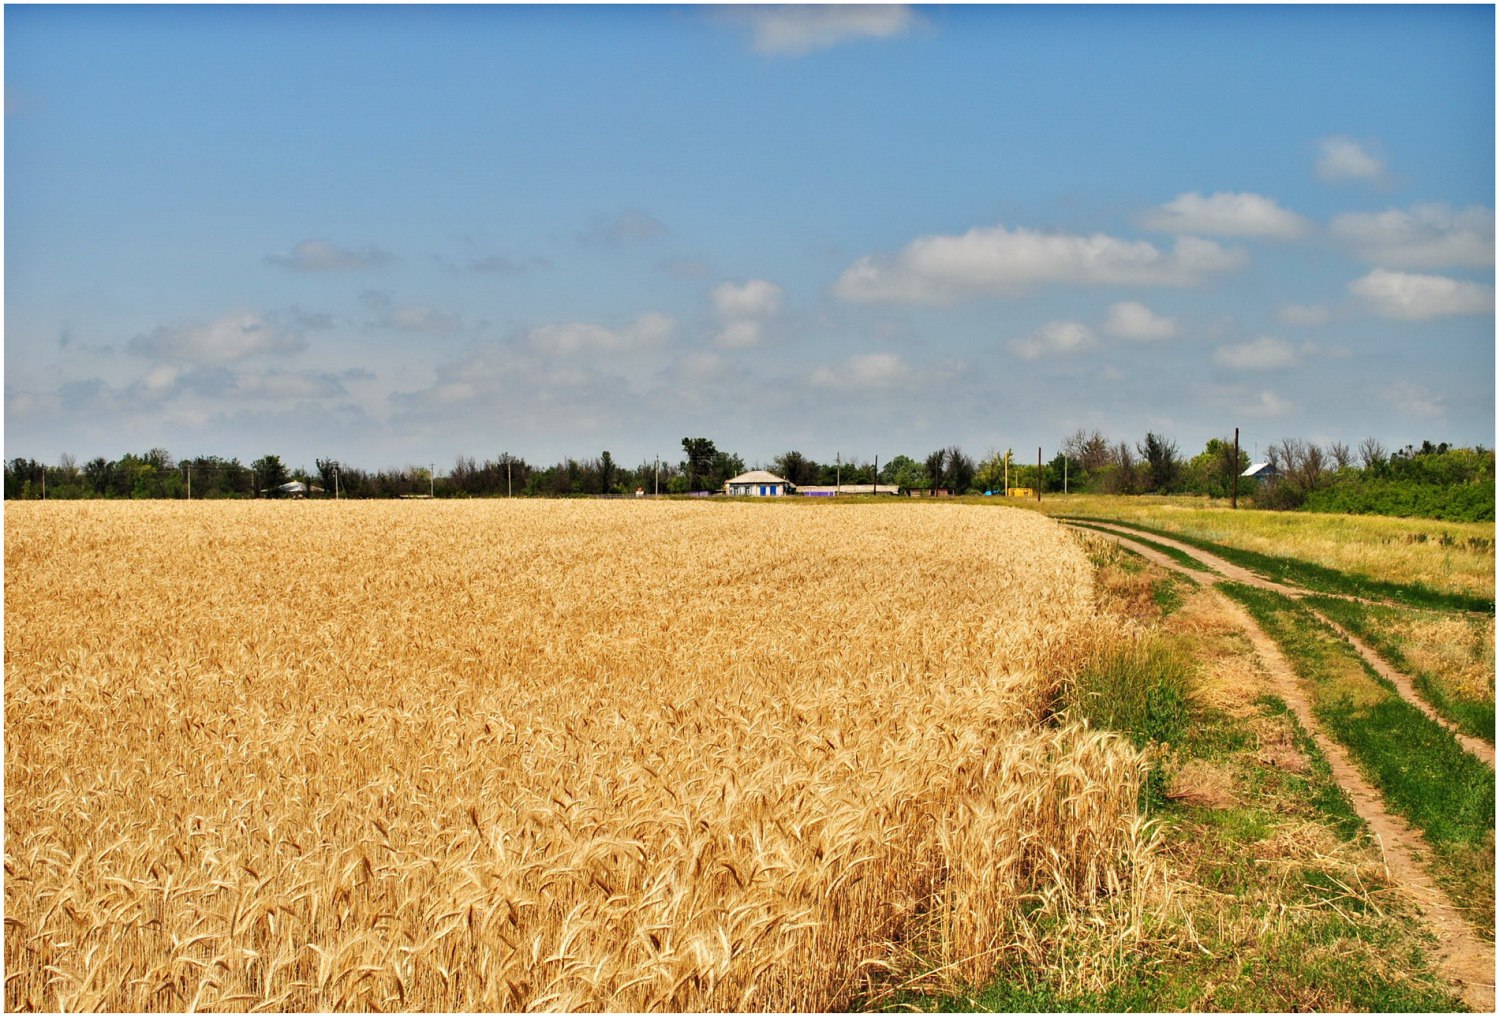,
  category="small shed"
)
[724,470,794,497]
[1241,462,1280,481]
